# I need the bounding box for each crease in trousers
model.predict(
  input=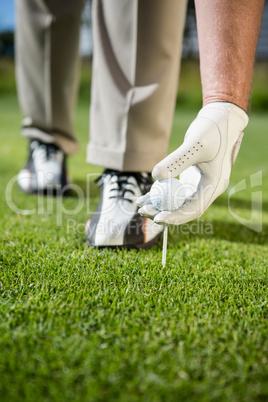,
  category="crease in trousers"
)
[15,0,188,171]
